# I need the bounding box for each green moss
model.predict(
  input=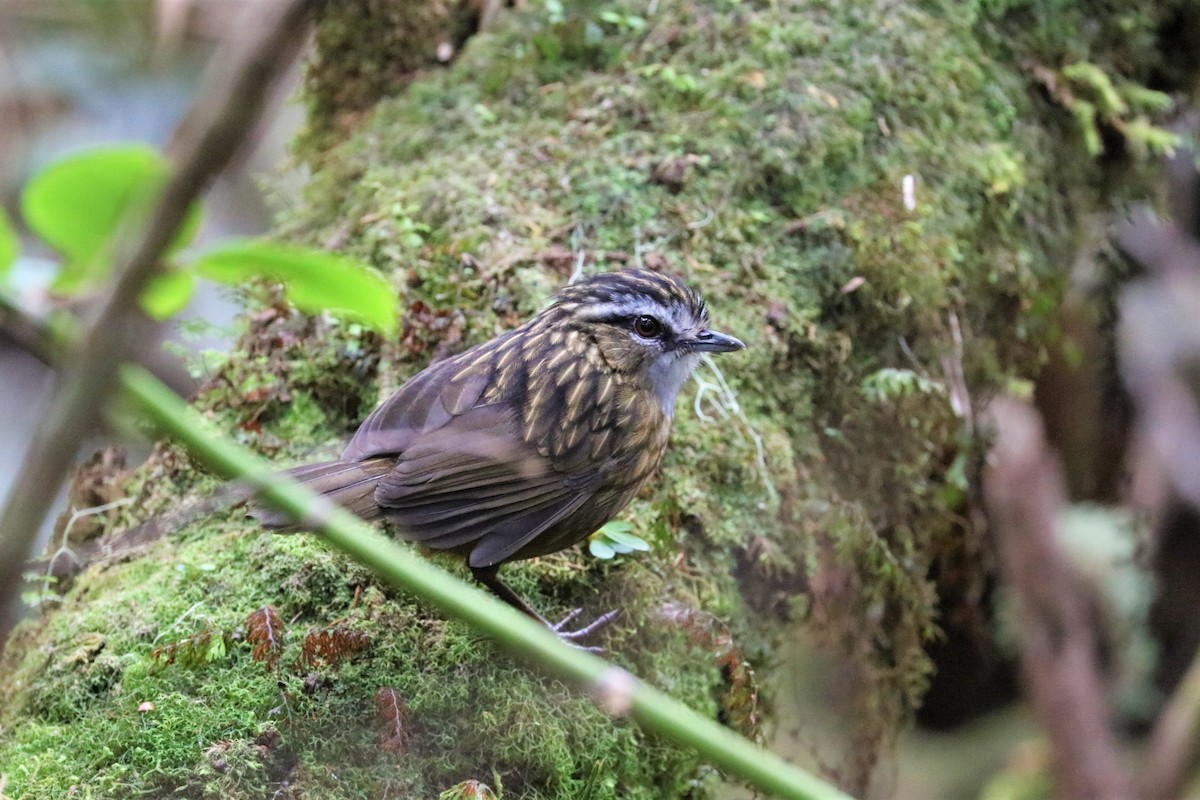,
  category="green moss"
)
[0,521,723,798]
[5,0,1198,795]
[300,0,485,155]
[286,0,1192,770]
